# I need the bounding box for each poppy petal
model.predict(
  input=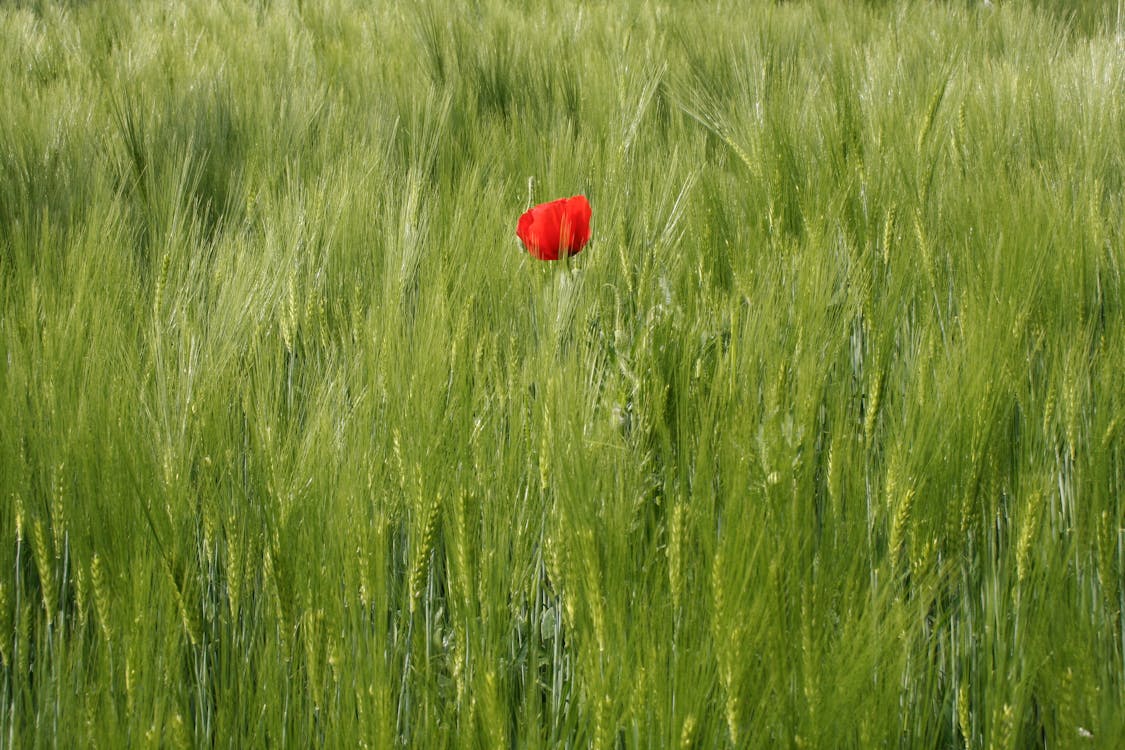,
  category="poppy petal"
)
[517,195,591,261]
